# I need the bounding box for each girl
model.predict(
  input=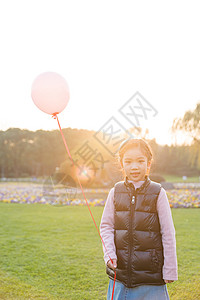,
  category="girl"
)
[100,138,178,300]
